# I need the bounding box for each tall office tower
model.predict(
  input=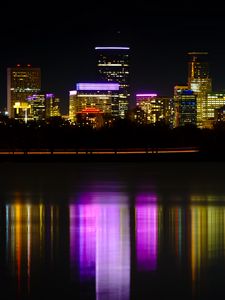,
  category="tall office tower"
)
[187,52,212,128]
[95,46,130,119]
[45,93,61,118]
[69,83,120,128]
[174,85,189,127]
[7,65,41,118]
[176,90,197,127]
